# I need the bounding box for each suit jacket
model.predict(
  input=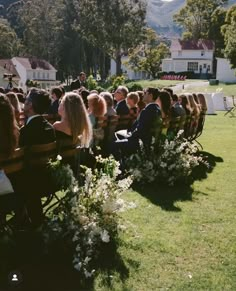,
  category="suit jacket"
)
[115,99,130,116]
[70,79,87,91]
[130,103,161,144]
[19,116,56,147]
